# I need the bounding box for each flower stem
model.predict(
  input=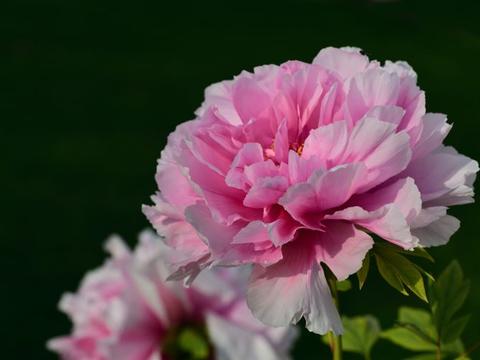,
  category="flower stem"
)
[332,332,342,360]
[328,276,342,360]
